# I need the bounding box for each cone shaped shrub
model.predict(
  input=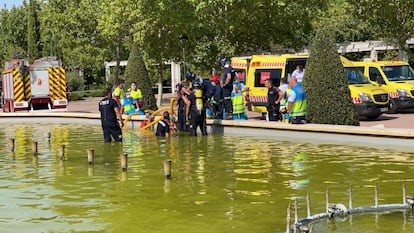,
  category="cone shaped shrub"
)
[302,28,359,126]
[125,43,158,111]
